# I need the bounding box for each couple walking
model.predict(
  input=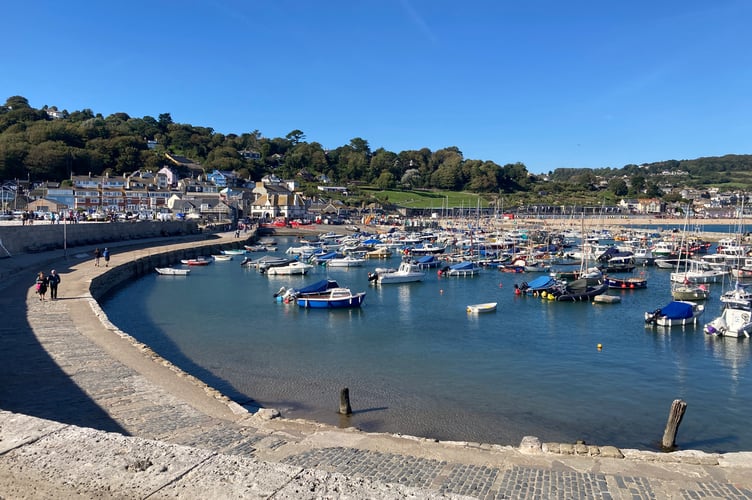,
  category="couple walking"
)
[94,247,111,267]
[34,270,61,301]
